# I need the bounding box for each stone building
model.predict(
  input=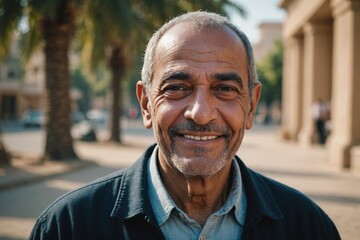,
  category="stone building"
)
[0,35,23,120]
[0,33,82,121]
[253,22,283,61]
[0,36,45,121]
[279,0,360,169]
